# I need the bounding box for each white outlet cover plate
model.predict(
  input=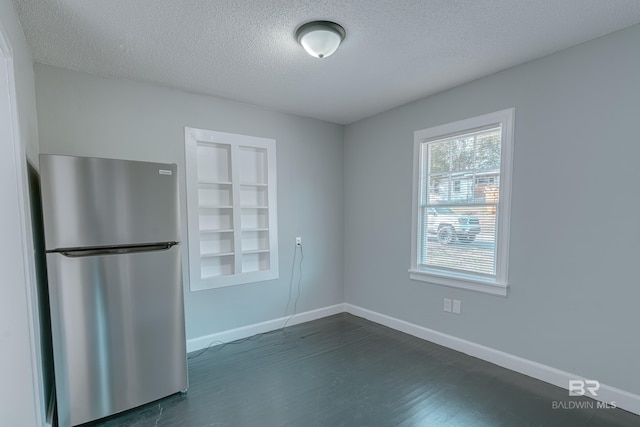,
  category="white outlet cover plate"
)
[452,299,461,314]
